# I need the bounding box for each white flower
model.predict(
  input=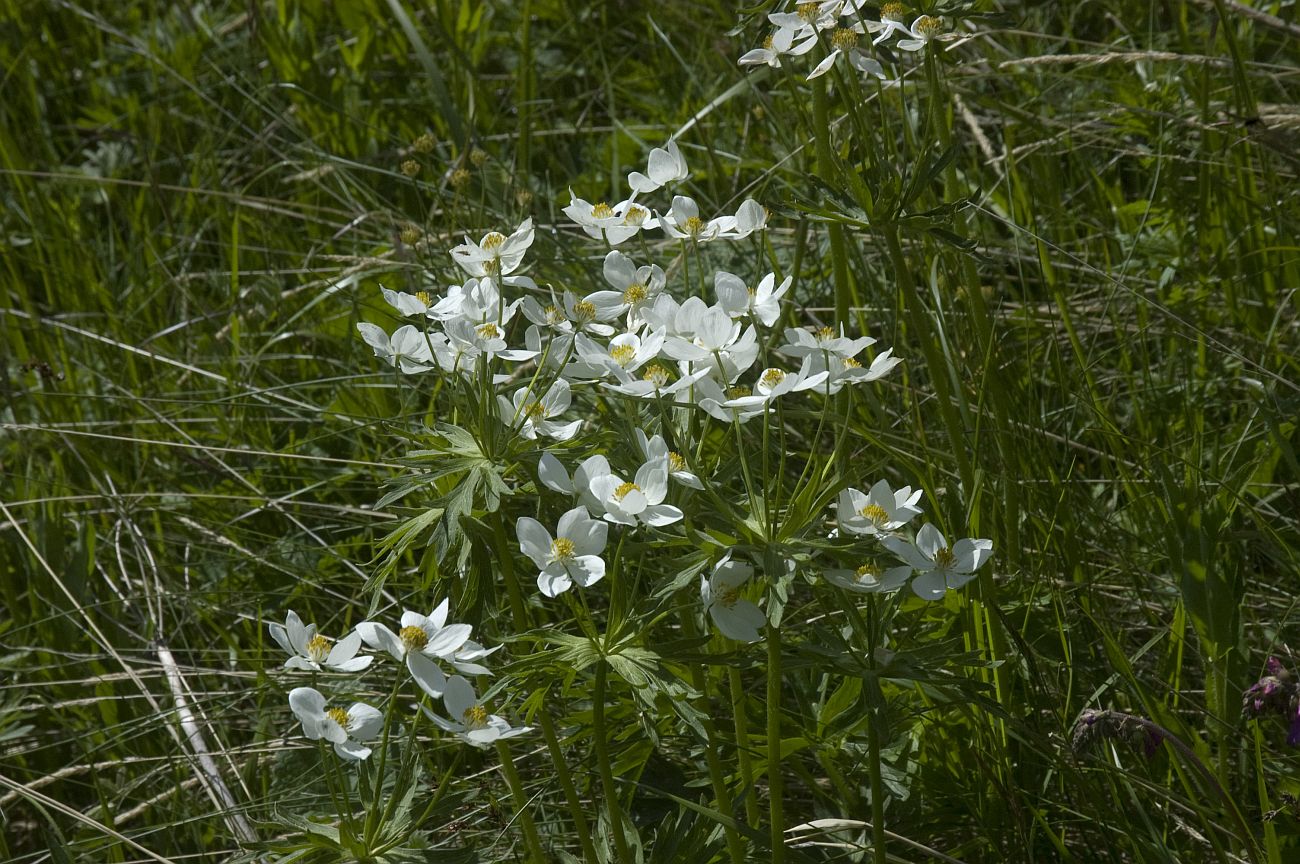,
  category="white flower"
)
[739,25,817,68]
[813,348,902,394]
[895,15,956,52]
[588,458,683,527]
[663,305,760,381]
[883,524,993,600]
[444,317,537,364]
[837,480,923,537]
[288,687,383,761]
[659,196,733,243]
[584,251,666,322]
[421,675,530,748]
[450,218,534,278]
[575,331,666,380]
[694,376,768,424]
[807,24,886,81]
[753,357,830,399]
[517,507,608,597]
[537,452,616,517]
[702,555,766,643]
[357,323,437,374]
[635,429,703,490]
[825,562,913,594]
[380,285,436,317]
[355,600,477,699]
[779,324,876,361]
[499,378,581,441]
[603,362,708,401]
[564,192,656,245]
[270,610,373,673]
[627,139,689,195]
[768,0,840,36]
[864,2,911,44]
